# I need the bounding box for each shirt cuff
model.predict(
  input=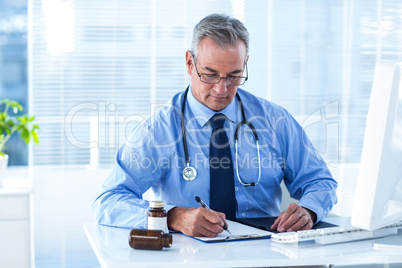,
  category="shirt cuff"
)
[165,204,177,213]
[298,197,324,224]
